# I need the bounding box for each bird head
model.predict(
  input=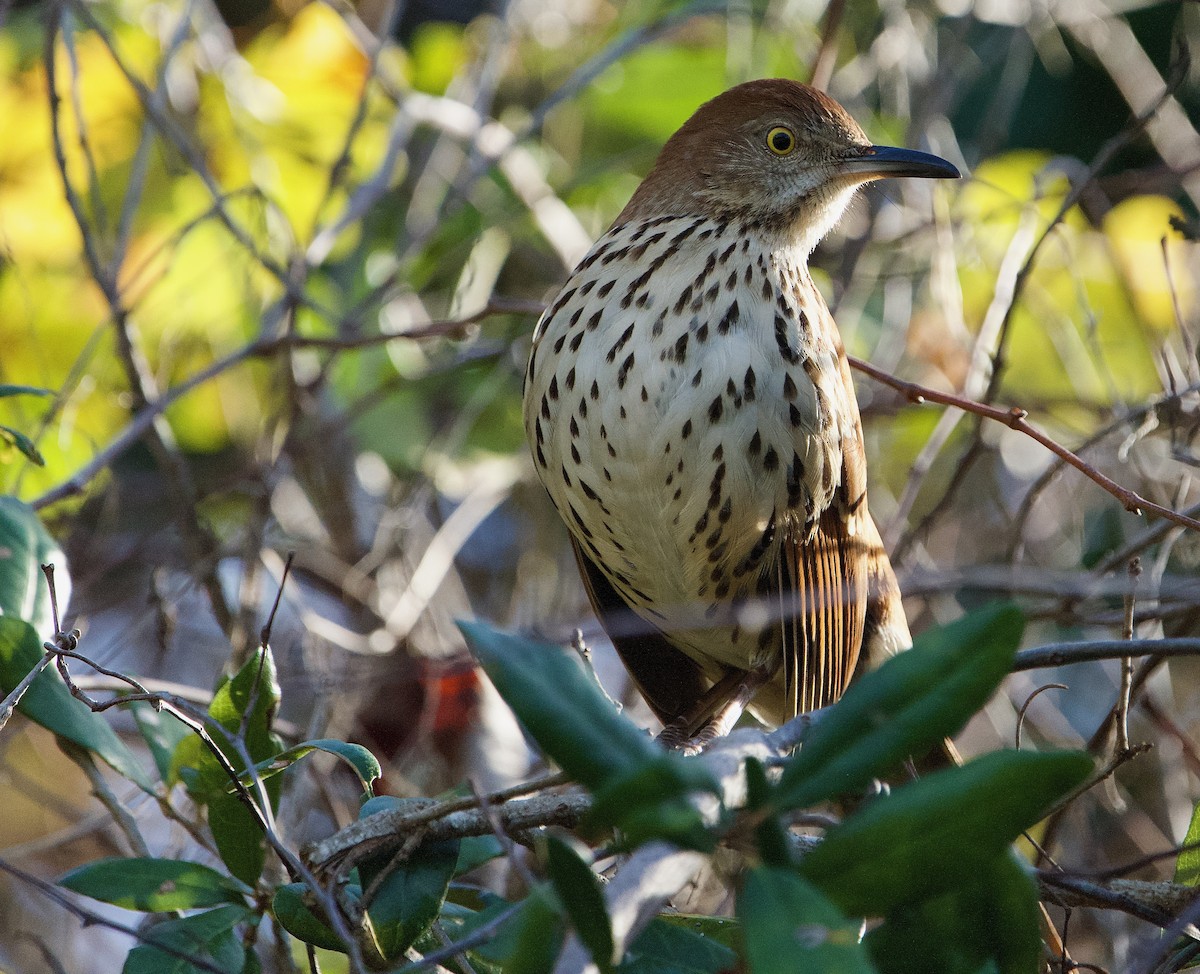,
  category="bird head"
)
[618,79,959,258]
